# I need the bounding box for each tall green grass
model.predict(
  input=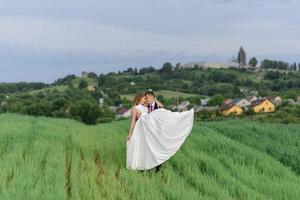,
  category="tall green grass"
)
[205,119,300,175]
[0,114,299,199]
